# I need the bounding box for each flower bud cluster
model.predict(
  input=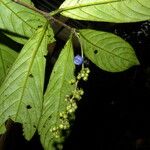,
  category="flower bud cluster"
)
[72,88,84,101]
[50,126,60,139]
[50,67,90,140]
[50,110,70,139]
[77,67,90,81]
